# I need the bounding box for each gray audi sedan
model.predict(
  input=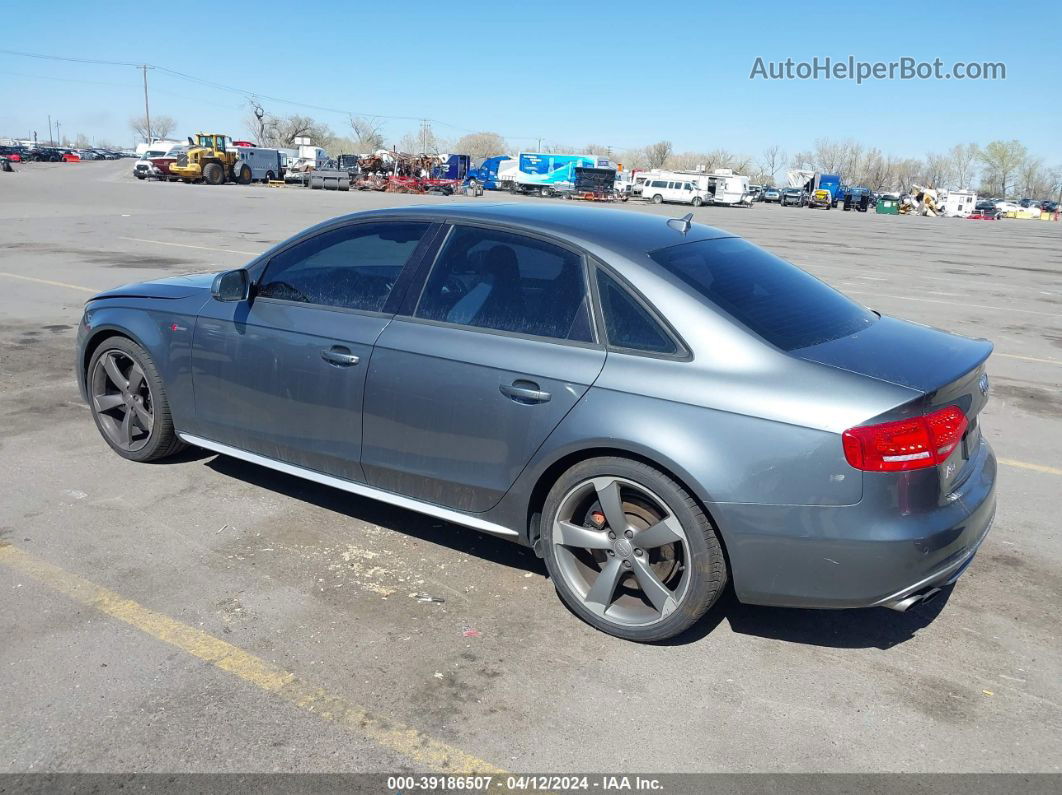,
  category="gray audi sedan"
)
[76,204,996,641]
